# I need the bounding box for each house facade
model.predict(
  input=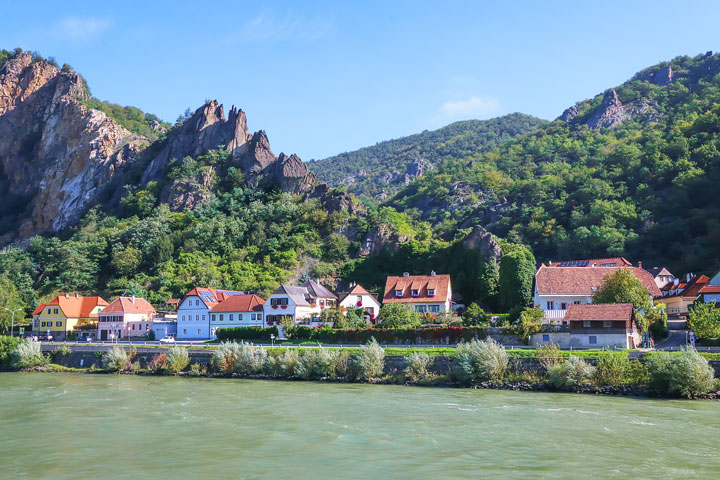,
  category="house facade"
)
[209,294,265,337]
[531,303,640,349]
[658,274,709,318]
[151,318,178,339]
[263,280,337,327]
[699,269,720,304]
[534,265,661,324]
[382,272,452,315]
[177,287,246,339]
[338,284,382,324]
[97,296,157,340]
[32,295,109,340]
[644,266,675,289]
